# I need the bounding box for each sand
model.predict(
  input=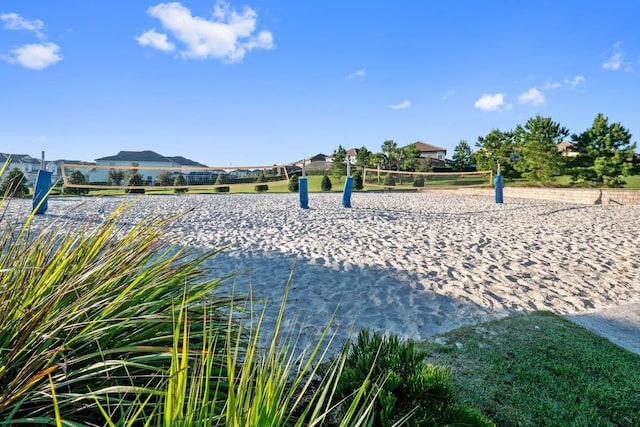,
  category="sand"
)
[9,192,640,354]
